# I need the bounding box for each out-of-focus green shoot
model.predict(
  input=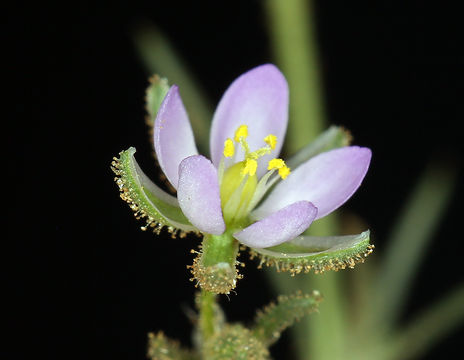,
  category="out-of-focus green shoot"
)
[265,0,326,153]
[265,1,346,358]
[133,3,463,359]
[133,23,212,153]
[371,161,458,334]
